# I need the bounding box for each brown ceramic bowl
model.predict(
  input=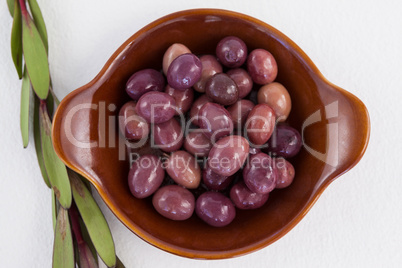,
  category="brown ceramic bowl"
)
[52,9,370,259]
